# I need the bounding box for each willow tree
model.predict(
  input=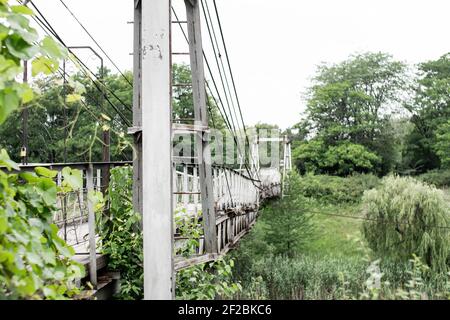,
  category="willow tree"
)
[362,176,450,272]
